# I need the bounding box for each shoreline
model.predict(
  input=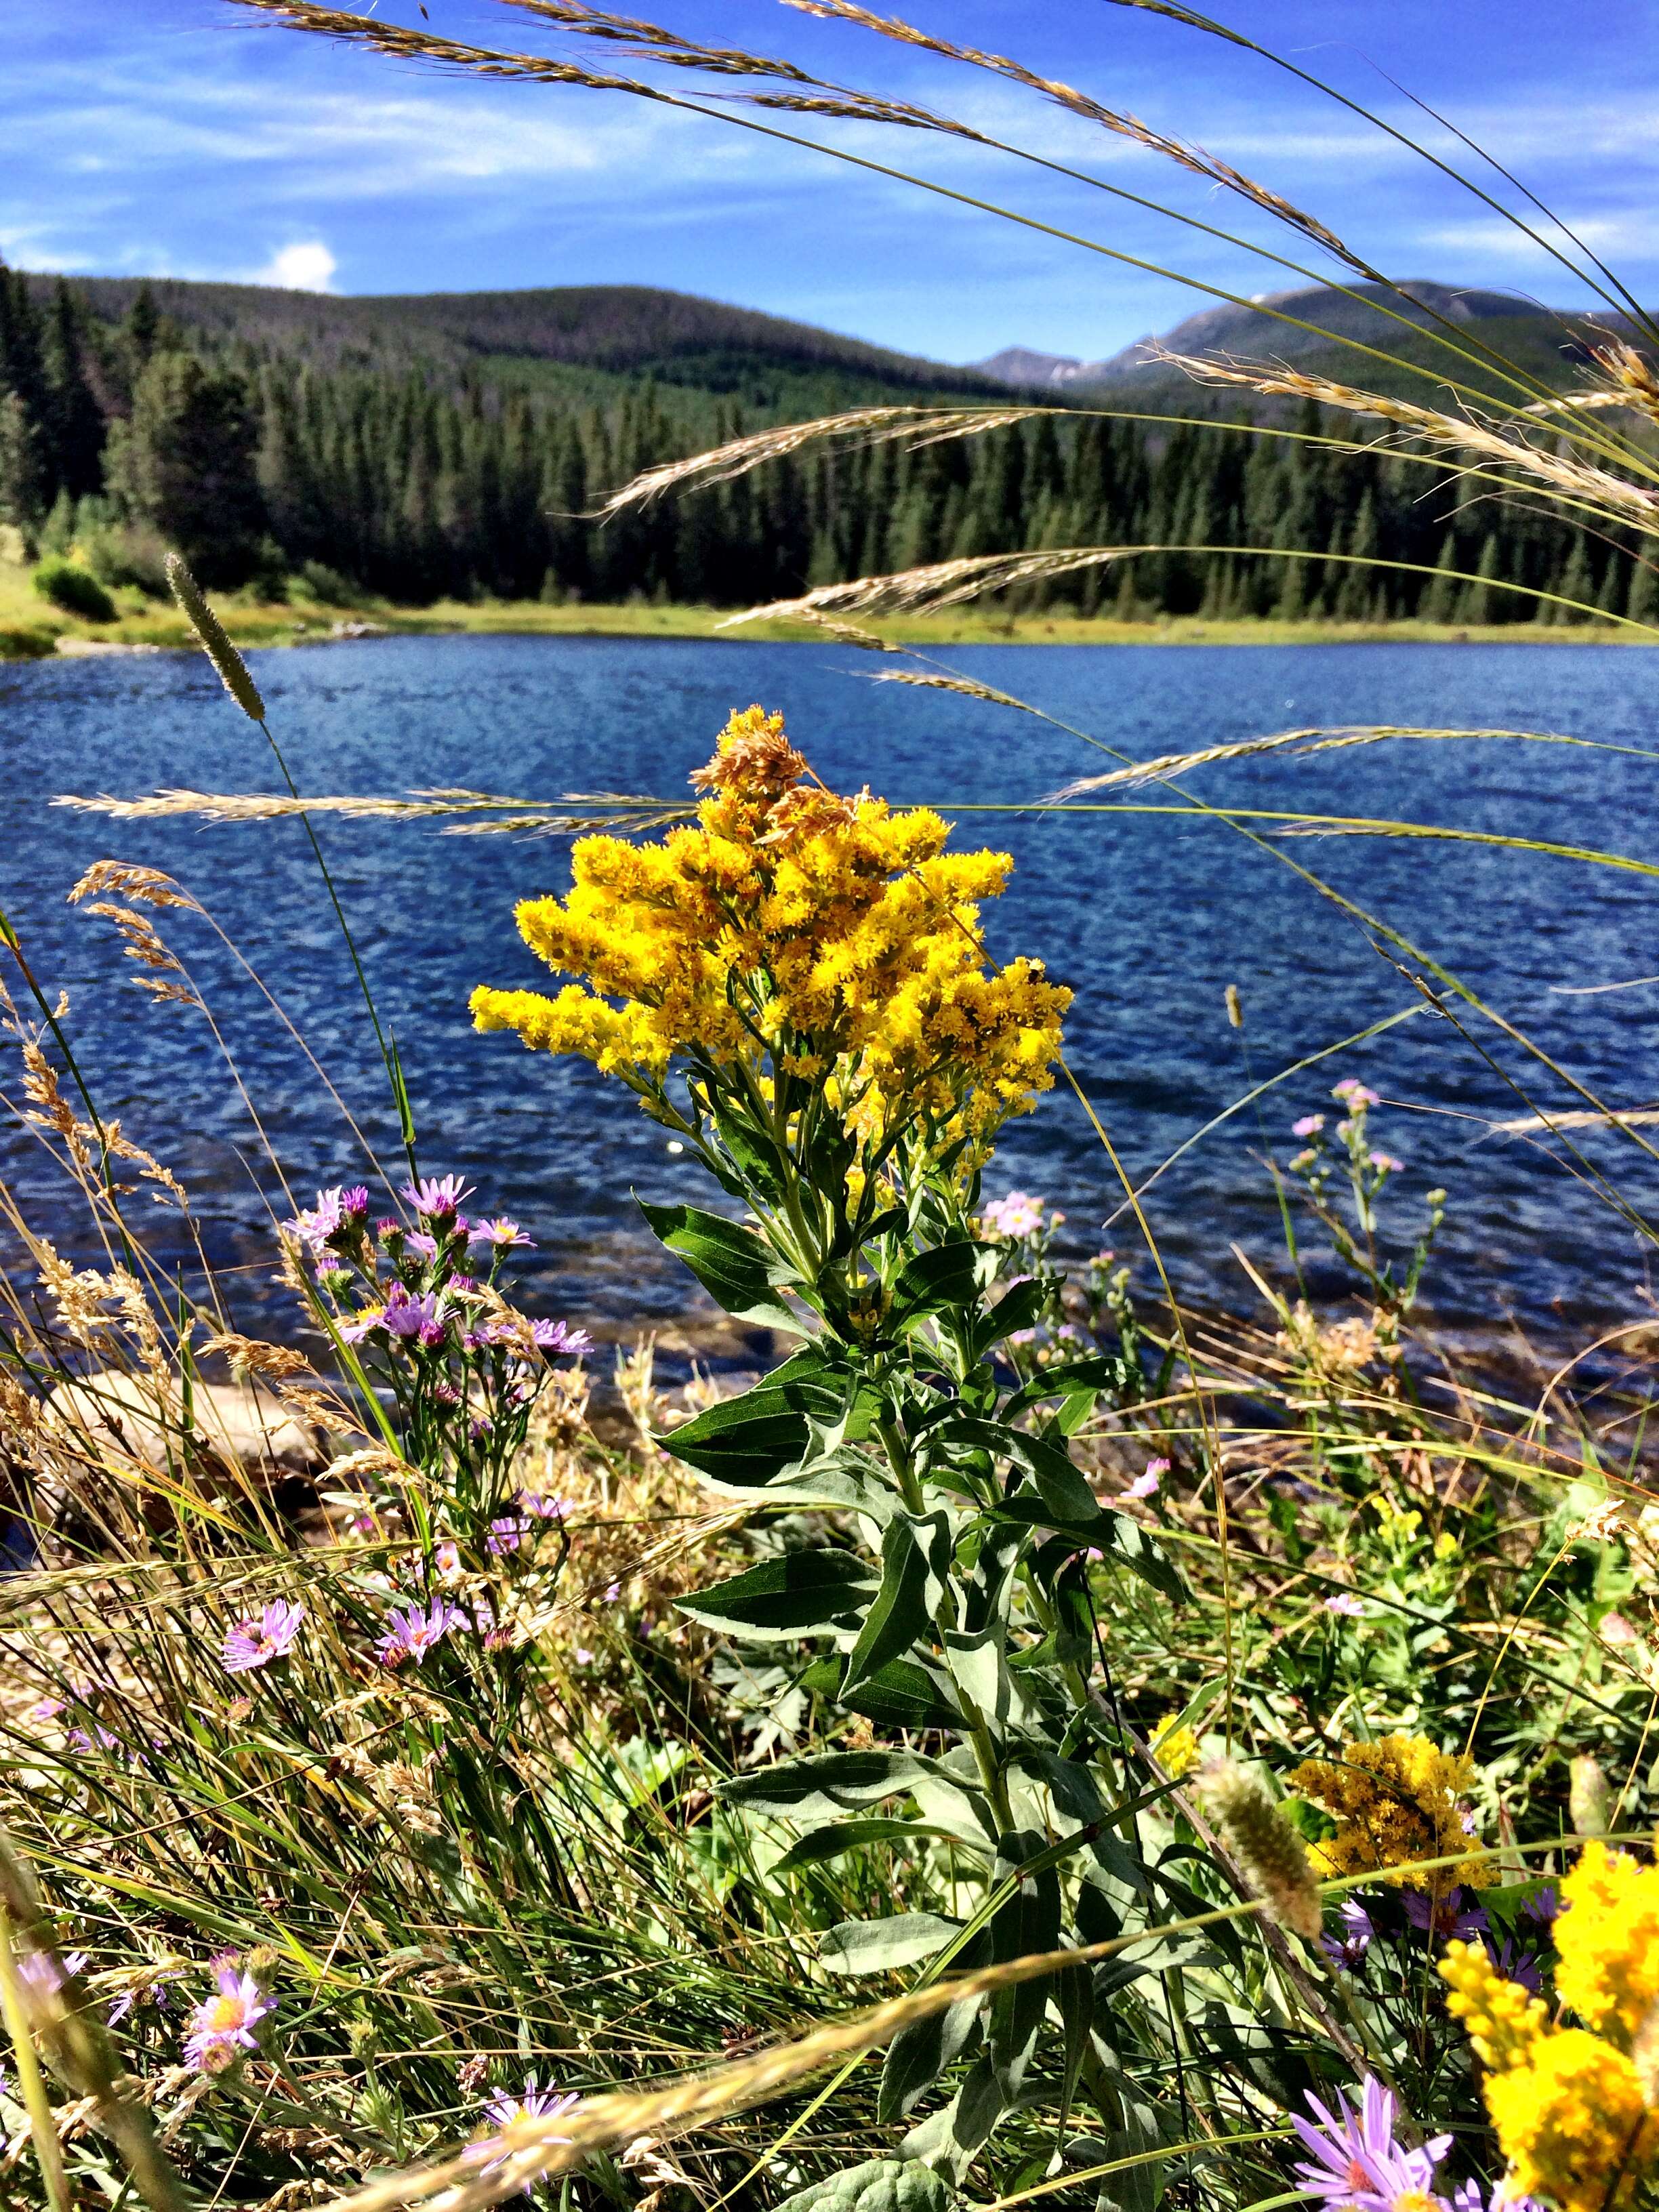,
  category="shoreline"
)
[1,579,1650,662]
